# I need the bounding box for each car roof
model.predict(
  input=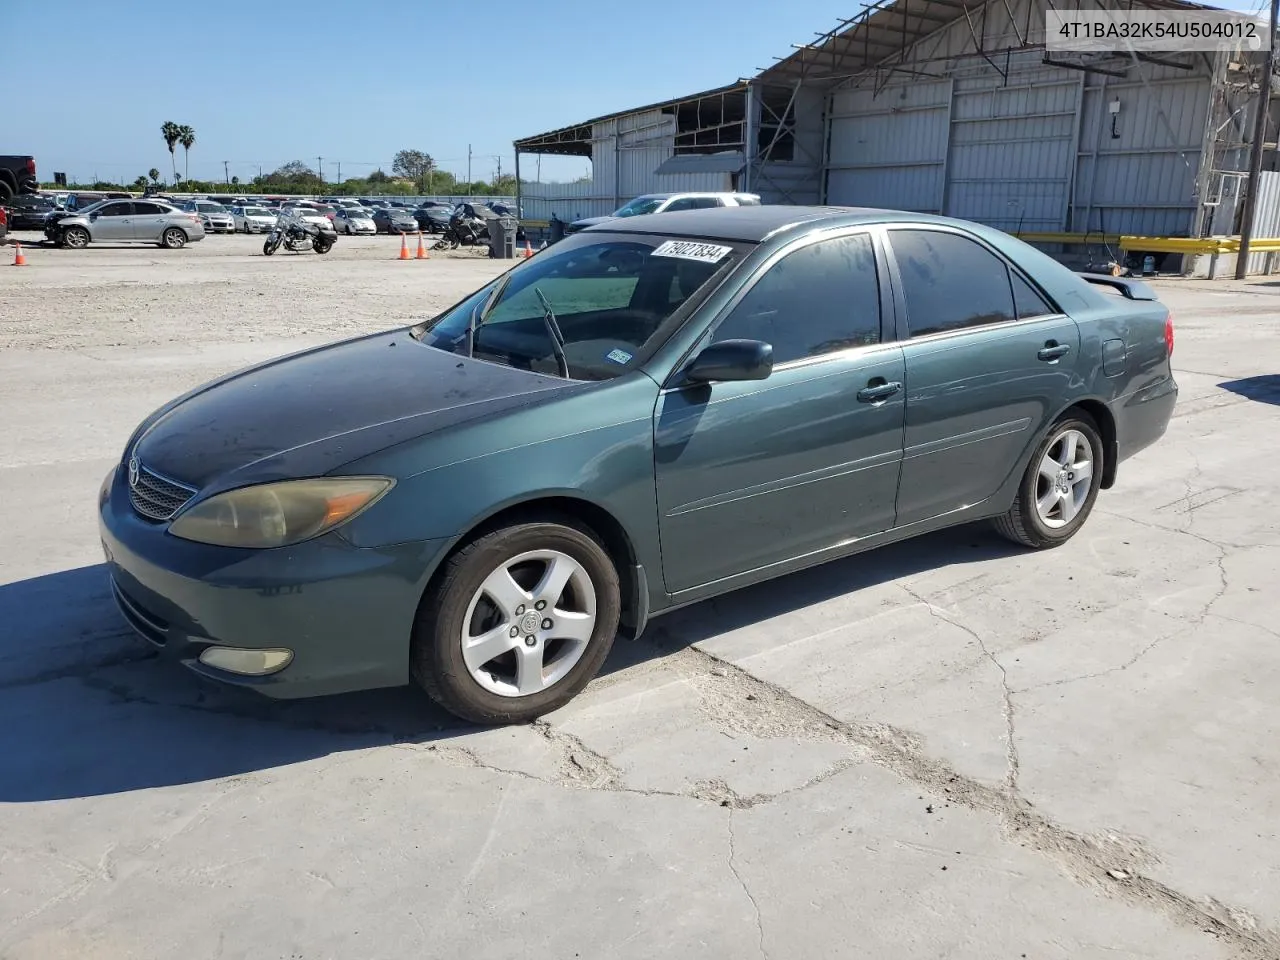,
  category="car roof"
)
[587,205,1001,243]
